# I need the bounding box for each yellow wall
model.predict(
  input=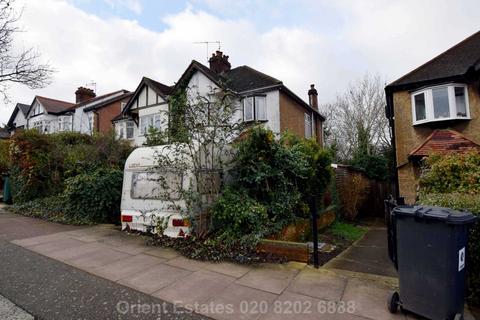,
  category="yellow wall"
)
[393,83,480,203]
